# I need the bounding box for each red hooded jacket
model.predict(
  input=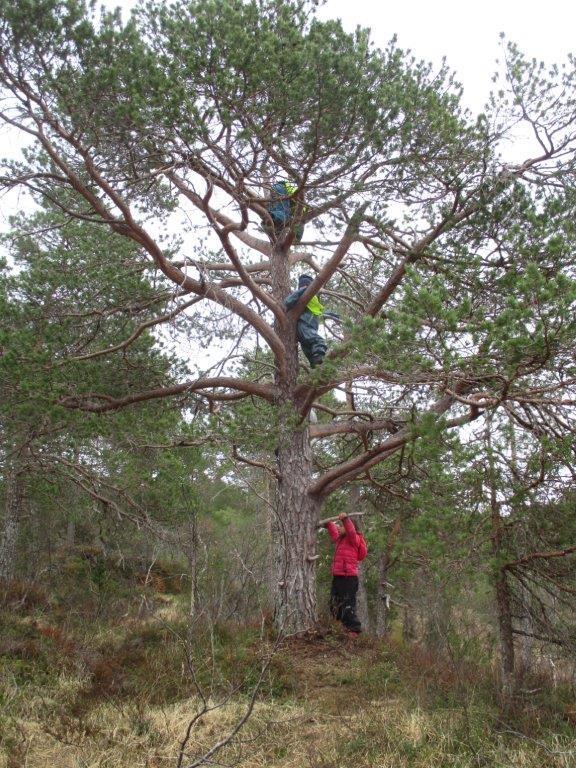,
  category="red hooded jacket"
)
[326,517,368,576]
